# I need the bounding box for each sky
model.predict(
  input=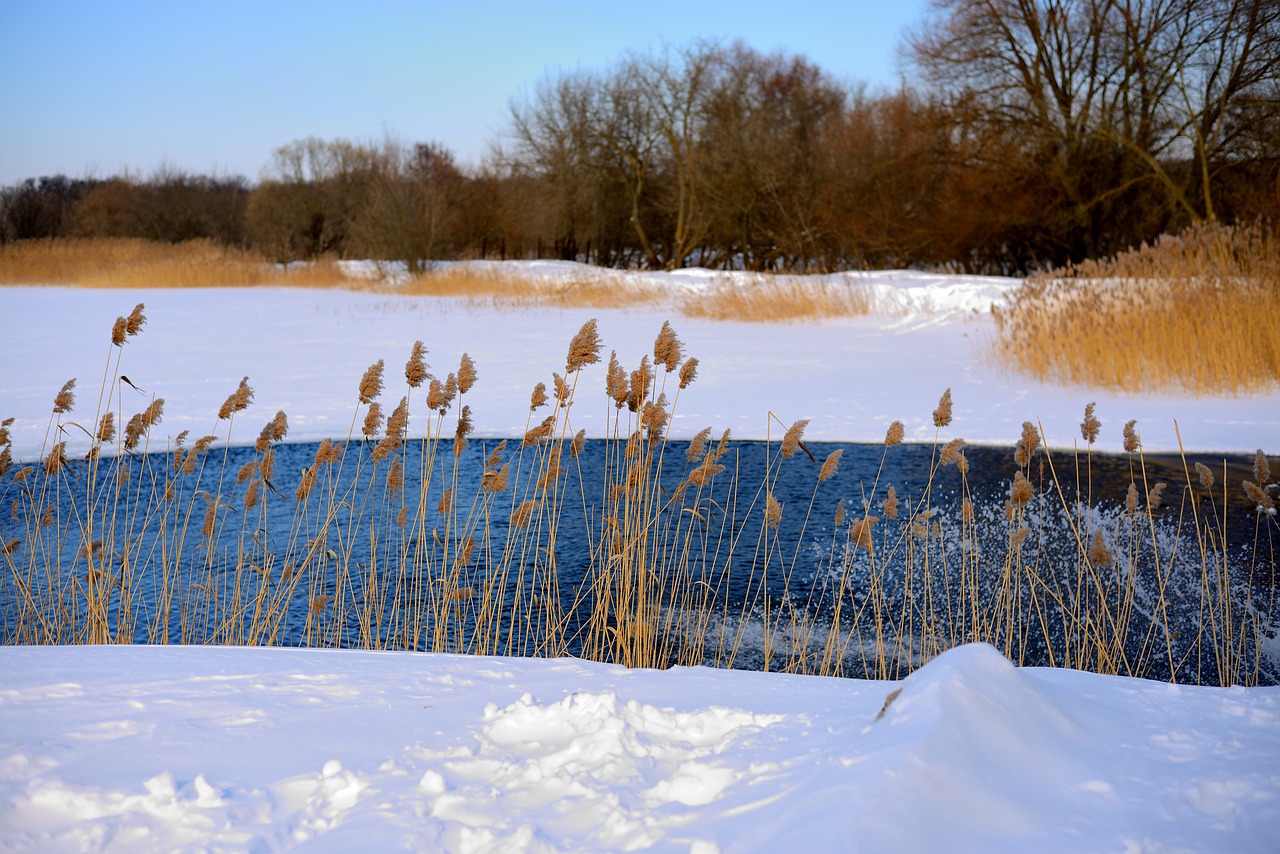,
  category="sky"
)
[0,0,930,186]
